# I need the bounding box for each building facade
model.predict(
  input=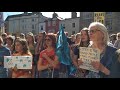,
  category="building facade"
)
[80,12,120,34]
[0,12,5,35]
[80,12,94,30]
[38,22,46,33]
[59,17,80,36]
[45,12,62,34]
[5,12,48,36]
